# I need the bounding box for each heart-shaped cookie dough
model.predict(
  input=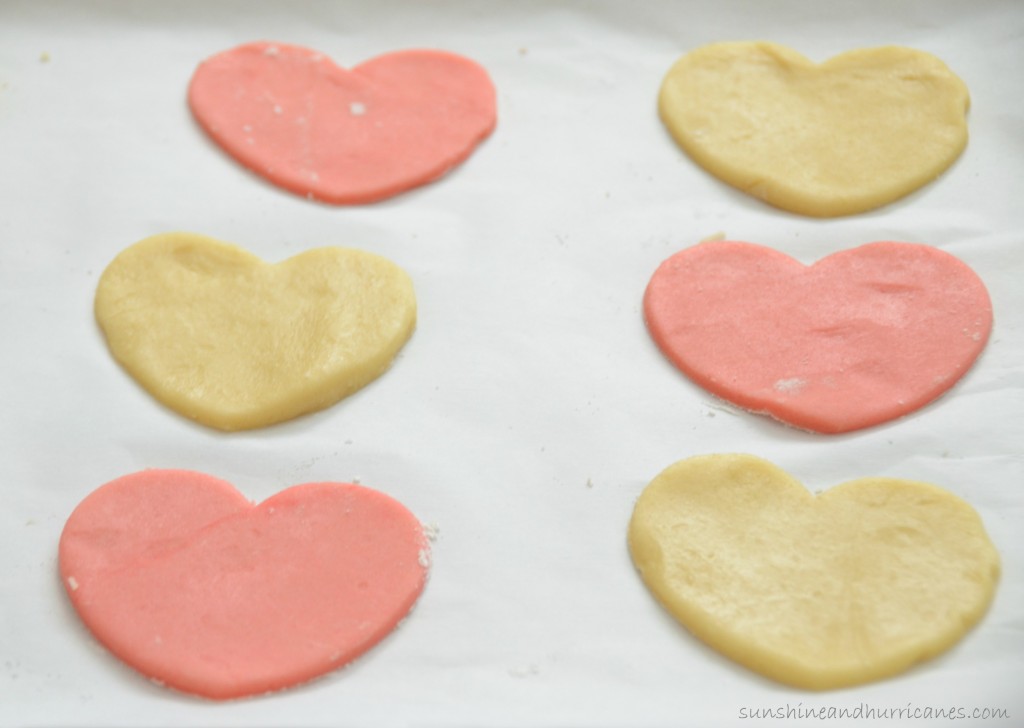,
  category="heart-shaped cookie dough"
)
[188,41,496,203]
[643,241,991,433]
[659,42,969,216]
[95,232,416,431]
[628,454,999,690]
[59,470,429,700]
